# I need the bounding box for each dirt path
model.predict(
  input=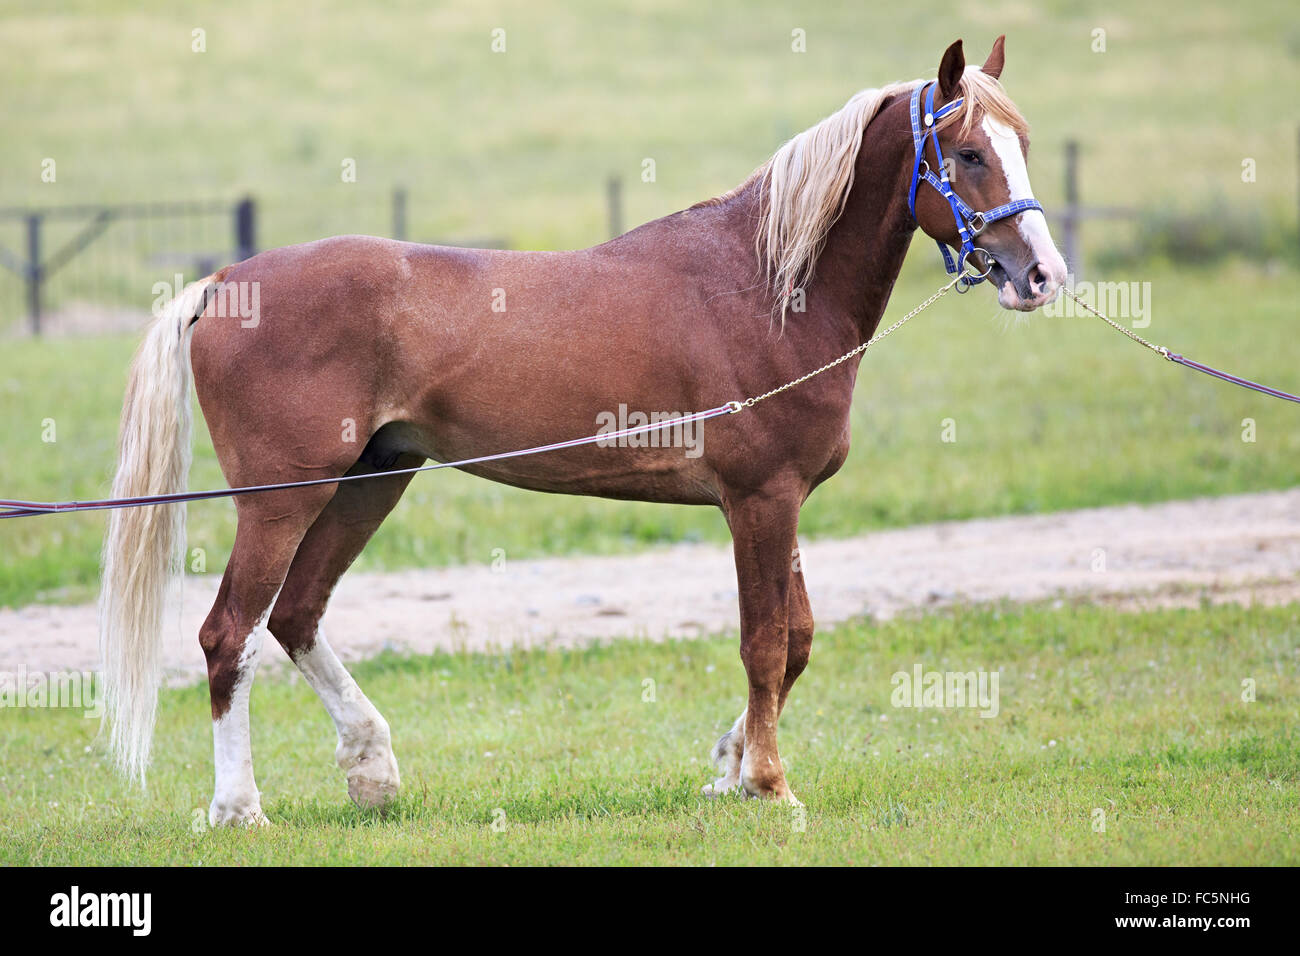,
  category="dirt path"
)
[2,489,1298,684]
